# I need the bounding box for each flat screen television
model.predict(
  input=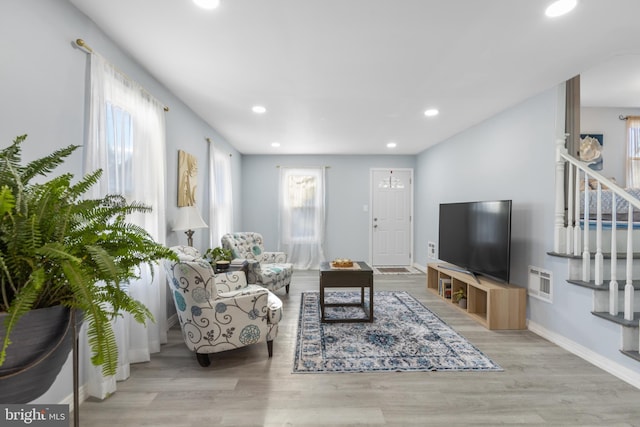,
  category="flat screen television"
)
[438,200,512,283]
